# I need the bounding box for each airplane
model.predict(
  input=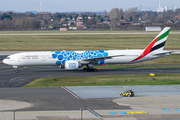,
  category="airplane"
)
[3,27,171,73]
